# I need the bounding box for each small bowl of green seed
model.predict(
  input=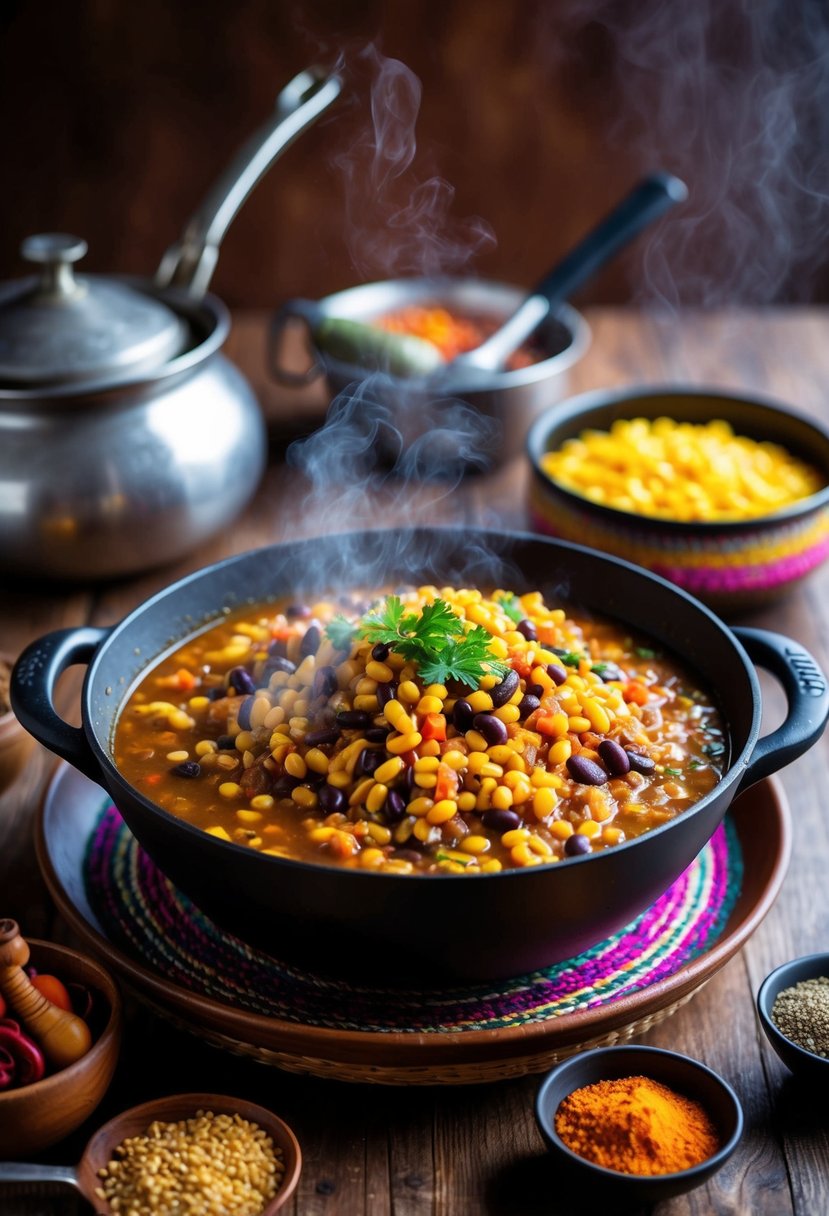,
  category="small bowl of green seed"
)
[757,953,829,1081]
